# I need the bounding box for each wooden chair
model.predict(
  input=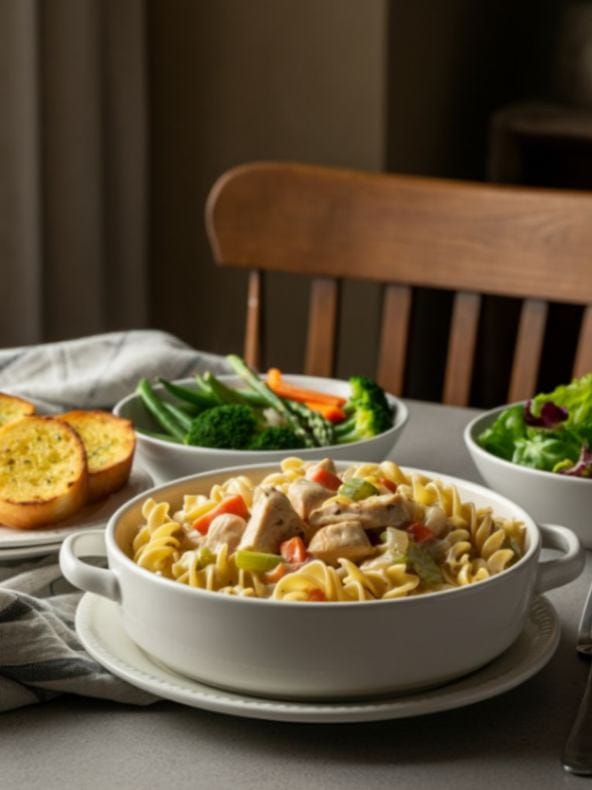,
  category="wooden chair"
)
[205,161,592,406]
